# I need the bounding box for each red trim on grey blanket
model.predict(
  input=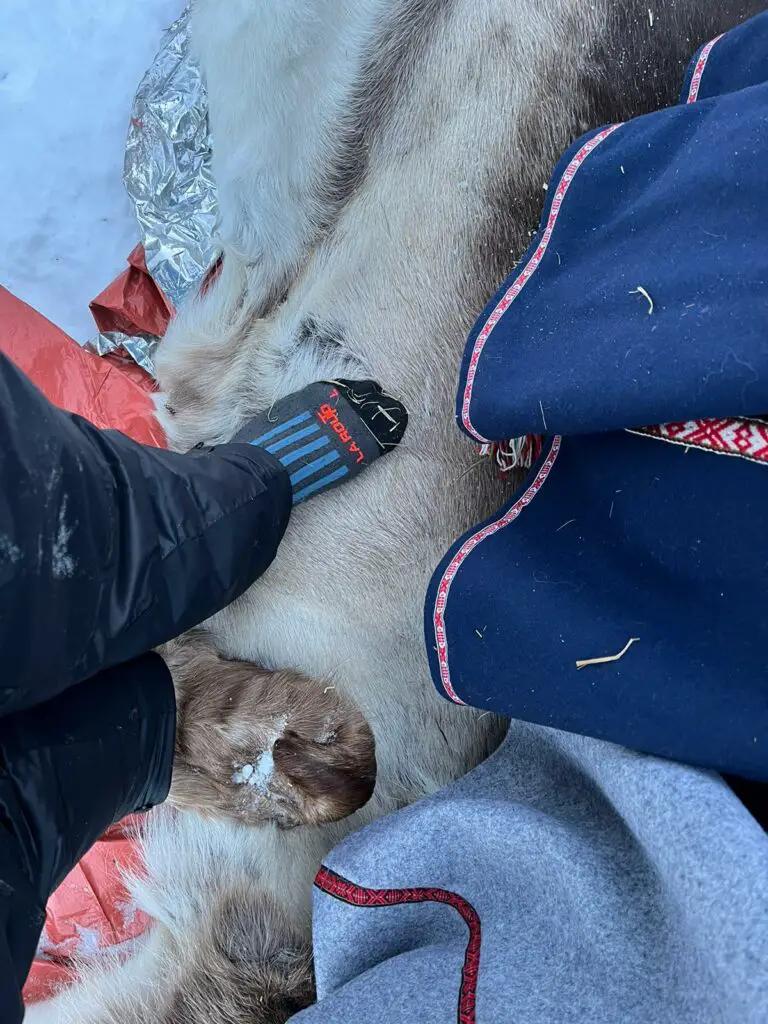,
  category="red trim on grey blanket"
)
[314,865,481,1024]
